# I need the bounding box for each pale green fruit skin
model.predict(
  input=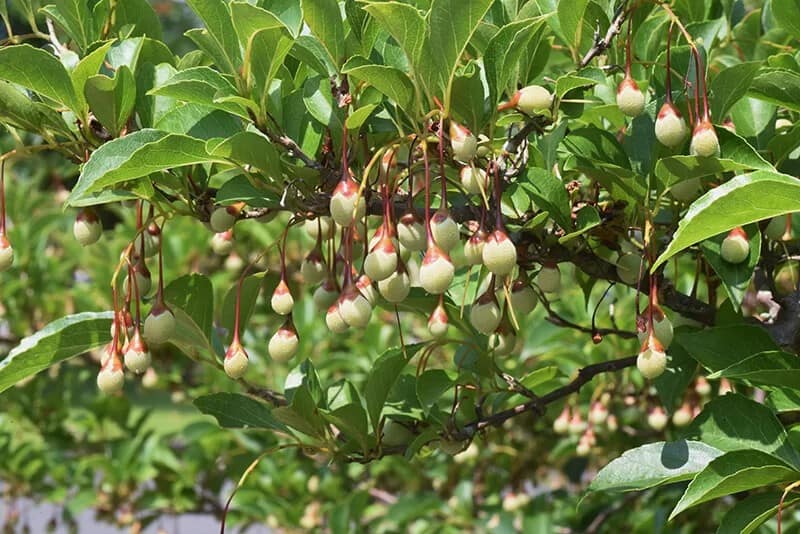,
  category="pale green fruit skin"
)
[313,282,338,310]
[638,315,674,349]
[364,247,397,282]
[406,255,421,287]
[552,416,569,434]
[655,107,689,147]
[378,271,410,303]
[382,420,414,447]
[776,118,793,130]
[143,231,159,258]
[0,244,14,271]
[304,217,332,240]
[271,285,294,315]
[397,219,427,251]
[463,237,485,265]
[210,207,236,233]
[141,367,158,388]
[672,407,693,427]
[73,218,103,246]
[517,85,552,114]
[224,349,249,379]
[430,212,460,252]
[489,330,516,355]
[482,233,517,276]
[460,166,487,195]
[616,82,645,117]
[575,441,591,457]
[301,258,326,285]
[269,330,299,363]
[330,189,365,227]
[123,270,152,298]
[97,366,124,394]
[647,408,668,431]
[670,177,702,202]
[357,275,378,306]
[470,300,501,335]
[690,127,720,157]
[450,131,478,162]
[510,285,538,315]
[326,306,349,333]
[537,266,561,293]
[124,347,151,374]
[637,347,667,379]
[765,215,792,241]
[339,293,372,328]
[436,439,466,455]
[428,305,449,338]
[211,233,234,255]
[568,416,586,436]
[588,405,608,426]
[420,255,454,294]
[143,309,176,345]
[616,252,641,285]
[774,261,799,297]
[720,233,750,264]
